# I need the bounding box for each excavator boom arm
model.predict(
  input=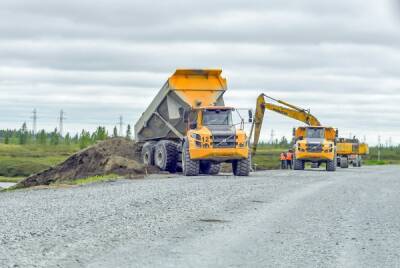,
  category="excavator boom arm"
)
[251,94,321,155]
